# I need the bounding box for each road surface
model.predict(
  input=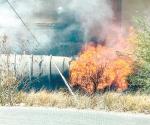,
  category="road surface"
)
[0,107,150,125]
